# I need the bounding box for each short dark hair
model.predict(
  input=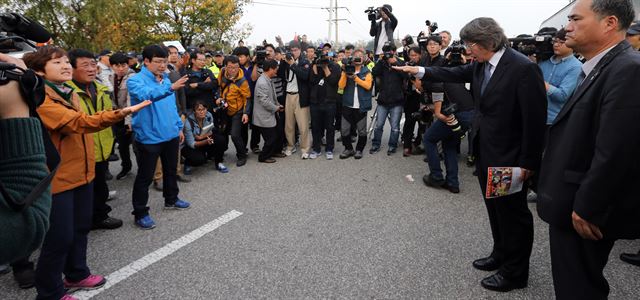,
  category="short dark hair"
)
[408,46,422,55]
[167,45,179,53]
[262,59,278,72]
[460,17,508,52]
[591,0,635,31]
[109,52,129,65]
[142,44,168,61]
[192,100,209,111]
[224,55,240,66]
[264,43,275,51]
[23,45,67,73]
[345,44,355,51]
[232,46,250,56]
[289,41,301,49]
[306,45,315,51]
[67,48,95,68]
